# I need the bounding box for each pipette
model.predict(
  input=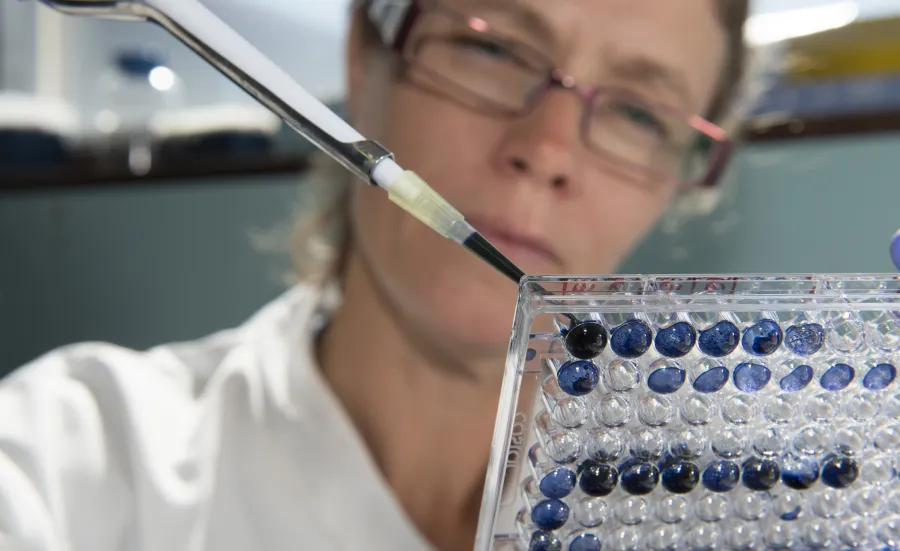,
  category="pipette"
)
[39,0,524,285]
